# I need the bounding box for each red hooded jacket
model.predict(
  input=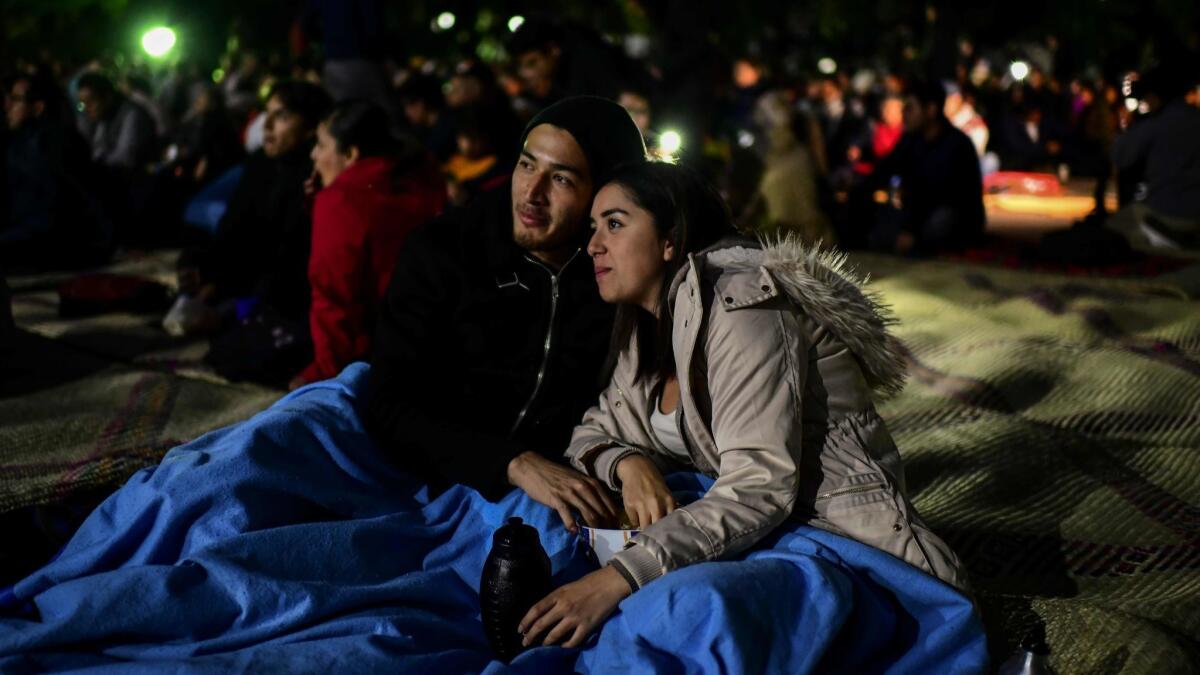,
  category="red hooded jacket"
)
[299,156,445,383]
